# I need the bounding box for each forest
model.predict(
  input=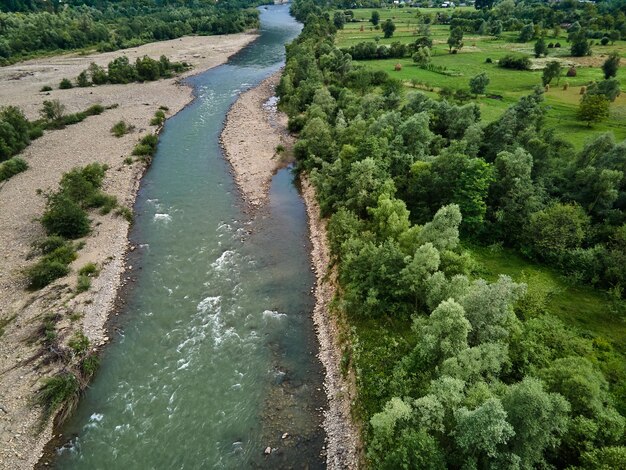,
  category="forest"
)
[0,0,261,64]
[280,0,626,467]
